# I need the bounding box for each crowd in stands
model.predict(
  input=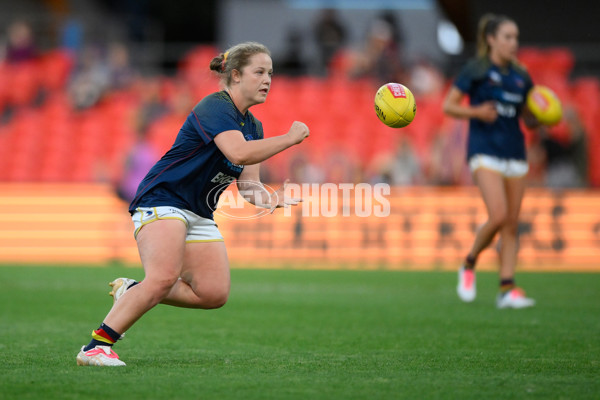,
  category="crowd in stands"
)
[0,16,598,191]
